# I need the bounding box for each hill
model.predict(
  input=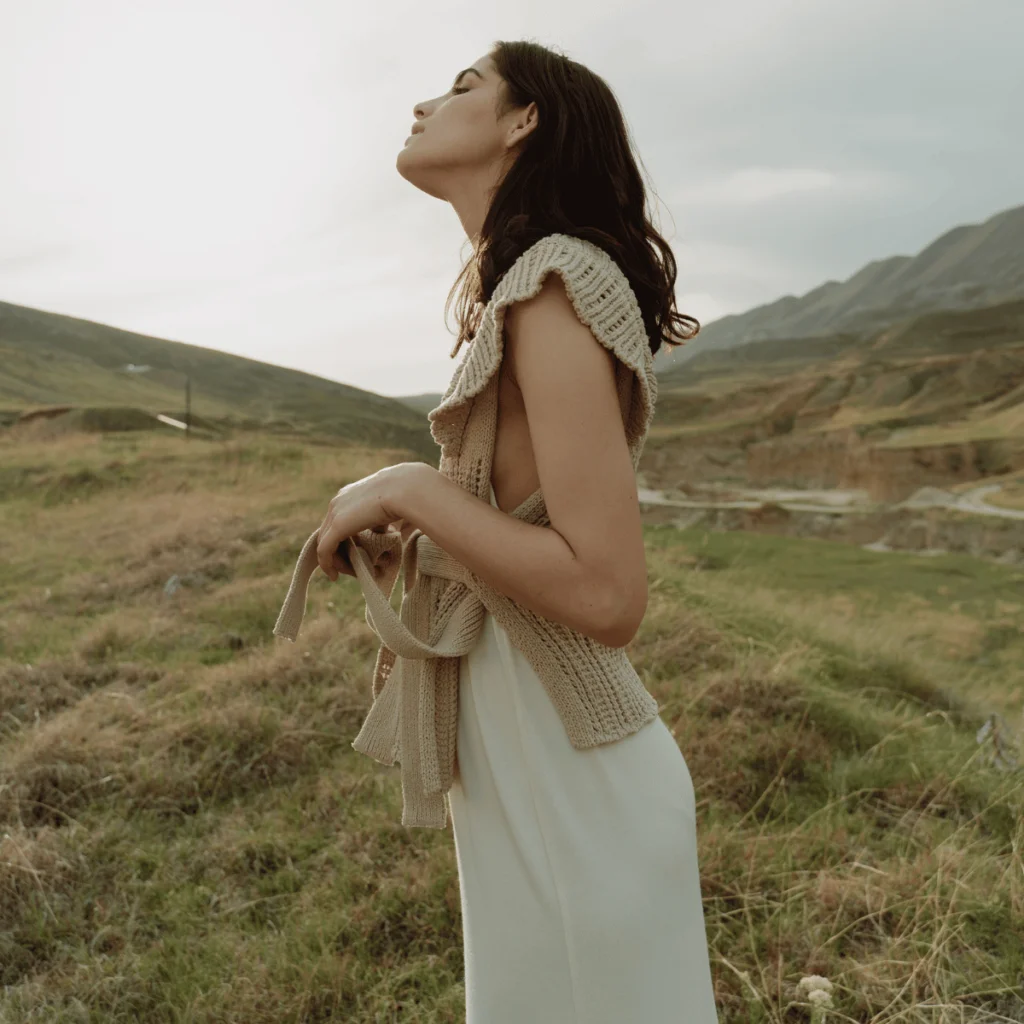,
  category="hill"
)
[655,201,1024,372]
[391,391,445,415]
[0,301,436,460]
[647,298,1024,501]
